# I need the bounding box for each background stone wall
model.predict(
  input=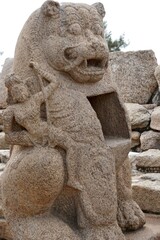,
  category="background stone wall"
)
[109,50,158,104]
